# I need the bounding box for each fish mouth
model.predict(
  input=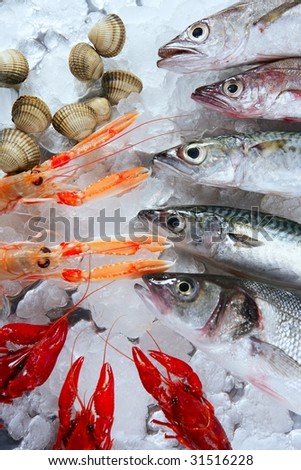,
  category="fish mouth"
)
[192,87,238,115]
[158,46,199,60]
[153,154,196,178]
[134,280,171,315]
[157,43,201,72]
